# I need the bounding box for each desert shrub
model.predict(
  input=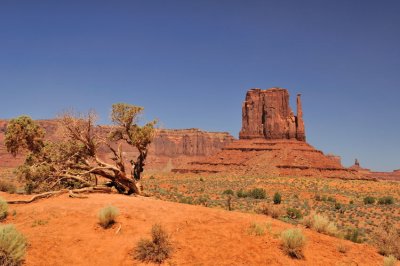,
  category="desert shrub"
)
[195,195,209,206]
[135,224,172,264]
[222,189,234,196]
[302,213,338,236]
[363,196,376,205]
[315,194,321,201]
[312,214,338,236]
[374,221,400,259]
[273,192,282,204]
[383,255,398,266]
[259,204,284,219]
[345,228,362,243]
[0,180,16,194]
[334,202,342,210]
[327,196,336,203]
[179,196,193,205]
[247,188,266,199]
[0,224,27,265]
[0,198,8,221]
[281,228,306,259]
[236,189,248,198]
[248,222,265,236]
[98,205,119,228]
[287,208,303,220]
[378,196,395,205]
[337,243,348,254]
